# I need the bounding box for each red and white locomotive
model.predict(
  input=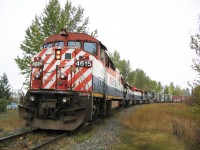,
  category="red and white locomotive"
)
[19,29,126,130]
